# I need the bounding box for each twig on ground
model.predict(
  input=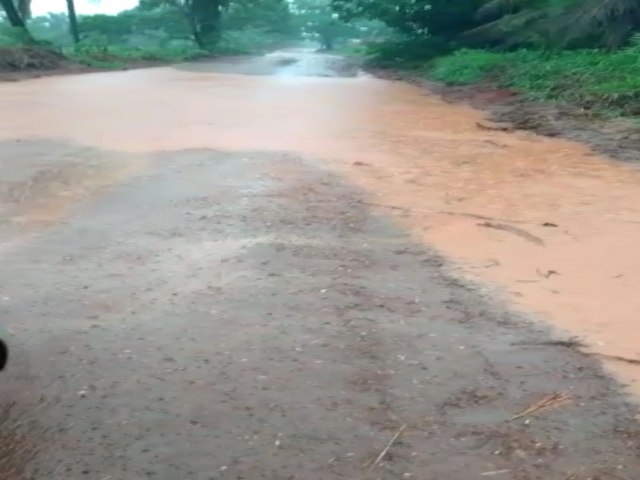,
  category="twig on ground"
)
[515,339,640,365]
[440,210,527,225]
[366,424,407,472]
[481,470,511,477]
[514,338,586,349]
[536,269,559,278]
[511,392,571,420]
[360,201,410,212]
[477,221,545,246]
[477,122,514,132]
[590,352,640,366]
